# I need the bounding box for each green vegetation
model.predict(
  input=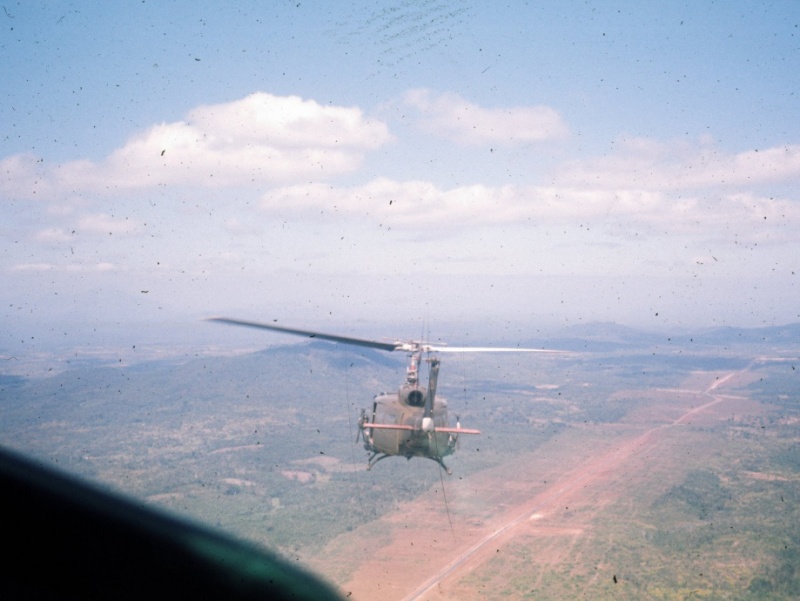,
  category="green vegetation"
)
[1,330,798,598]
[655,469,731,520]
[0,342,563,555]
[458,427,800,599]
[457,382,800,600]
